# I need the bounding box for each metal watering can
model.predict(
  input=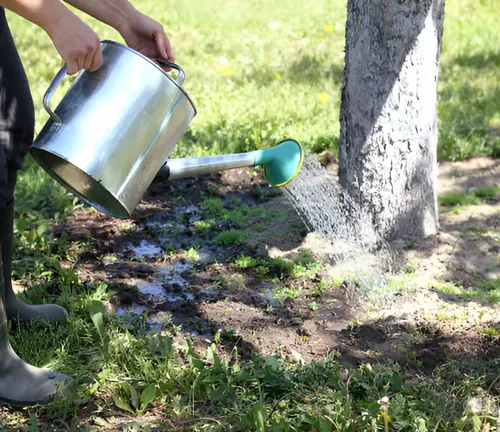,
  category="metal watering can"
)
[30,40,304,219]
